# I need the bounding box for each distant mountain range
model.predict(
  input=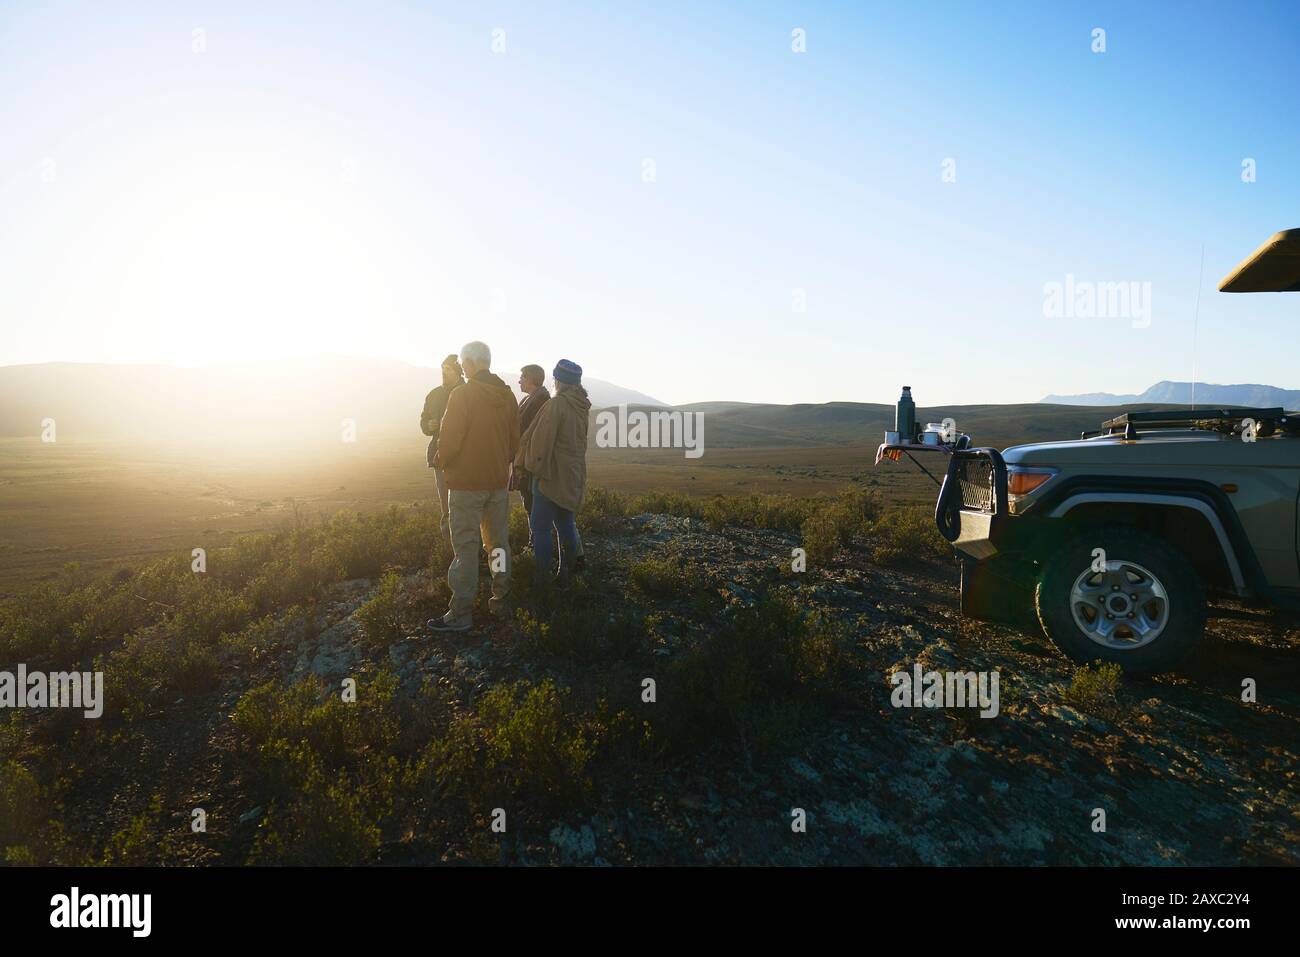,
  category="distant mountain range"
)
[0,358,665,441]
[1041,381,1300,409]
